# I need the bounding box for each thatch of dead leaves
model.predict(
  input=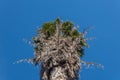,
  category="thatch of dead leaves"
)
[32,18,89,80]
